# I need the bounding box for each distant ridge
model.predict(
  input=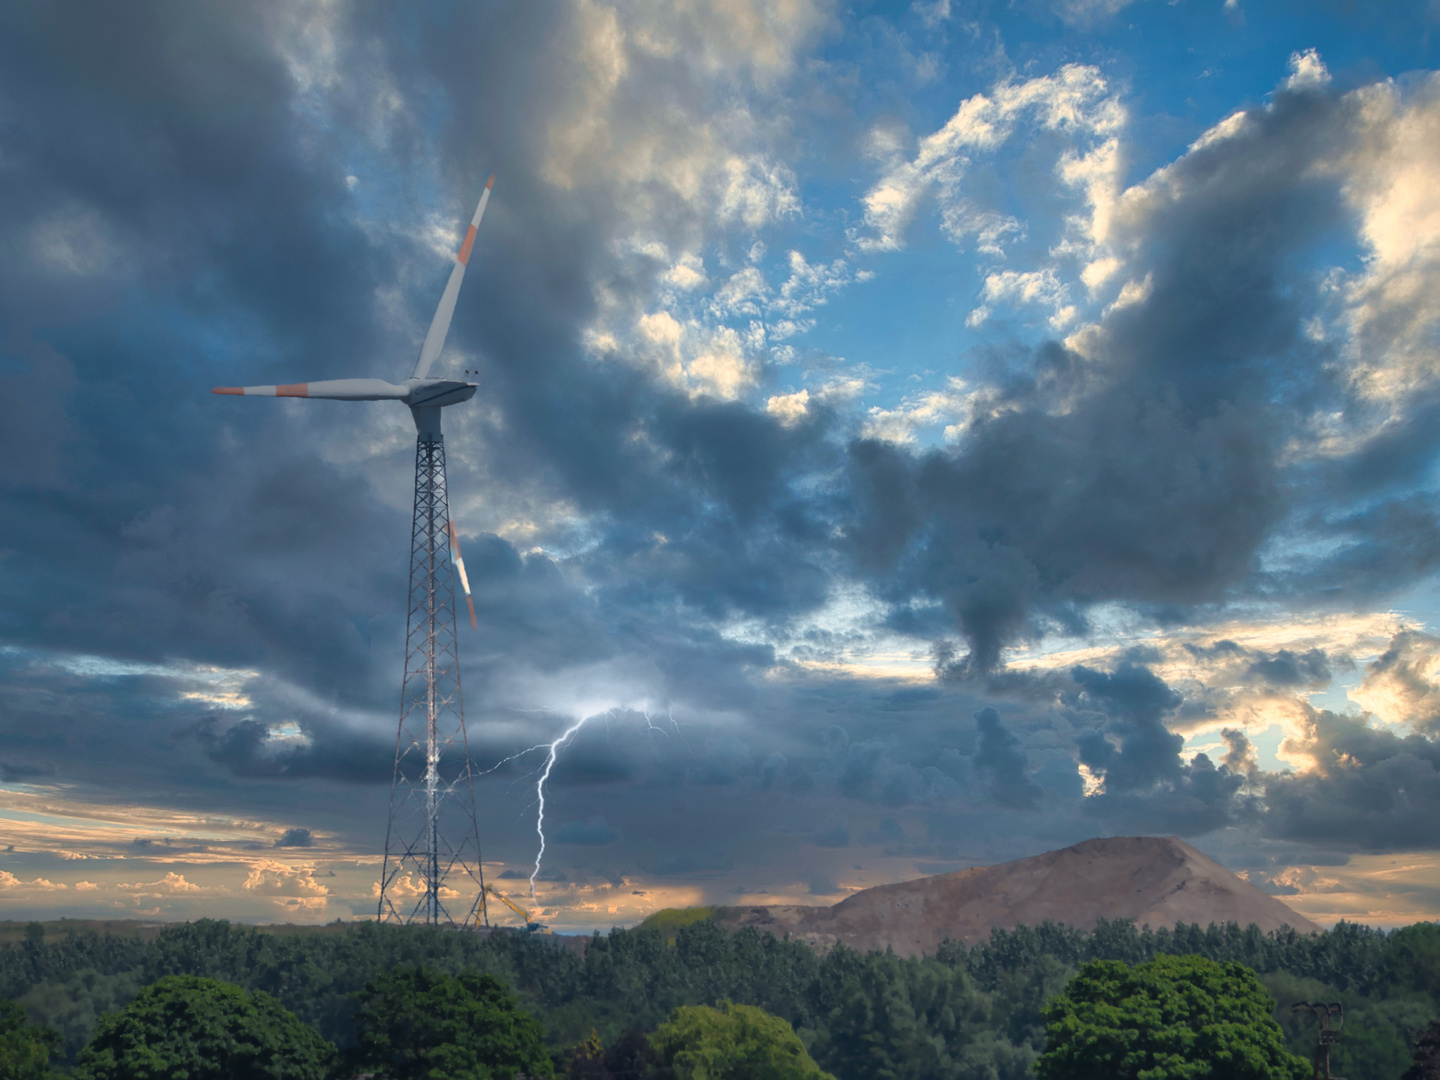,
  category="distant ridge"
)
[712,836,1321,957]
